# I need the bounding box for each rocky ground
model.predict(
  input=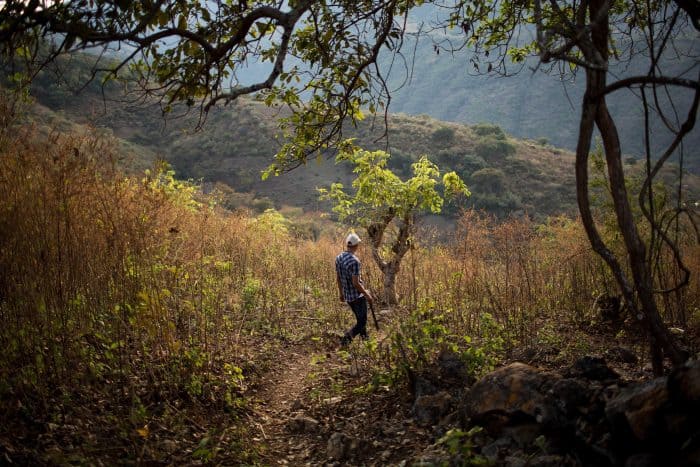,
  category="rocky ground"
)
[245,325,700,466]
